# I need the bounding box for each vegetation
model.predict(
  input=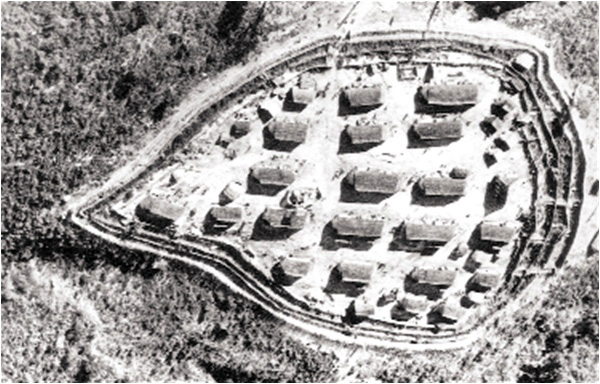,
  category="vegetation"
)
[1,1,597,382]
[1,237,337,382]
